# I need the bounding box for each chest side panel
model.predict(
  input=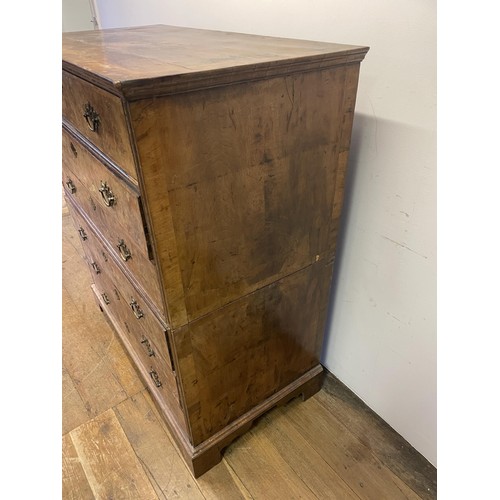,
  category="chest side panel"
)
[174,259,333,445]
[129,64,361,327]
